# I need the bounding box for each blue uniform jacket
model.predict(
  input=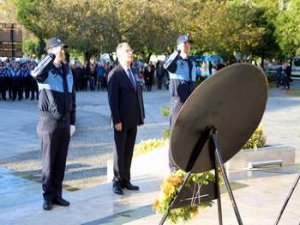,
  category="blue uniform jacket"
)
[35,63,76,125]
[164,51,196,81]
[164,51,196,103]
